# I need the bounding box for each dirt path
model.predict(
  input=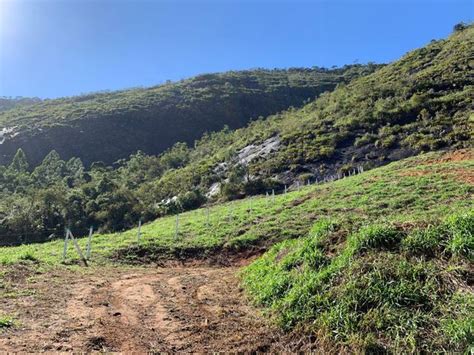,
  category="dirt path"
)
[0,264,285,352]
